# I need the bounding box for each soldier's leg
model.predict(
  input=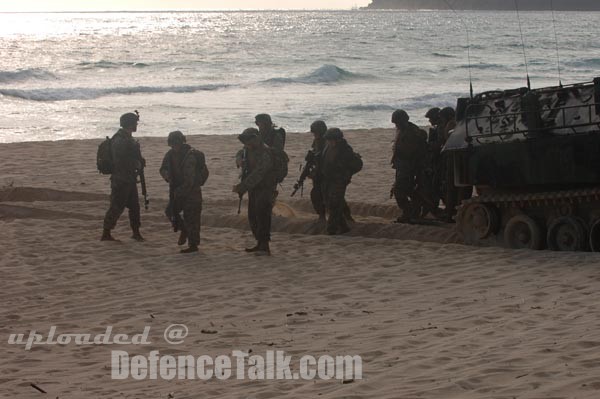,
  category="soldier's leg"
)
[310,180,326,219]
[326,182,348,235]
[102,181,129,240]
[182,200,202,252]
[251,188,274,254]
[393,174,414,222]
[342,199,354,223]
[126,184,143,241]
[247,190,259,240]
